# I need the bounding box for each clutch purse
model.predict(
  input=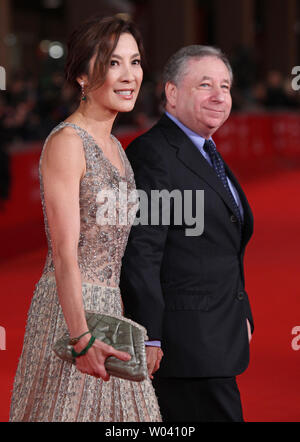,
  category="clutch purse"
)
[53,311,148,382]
